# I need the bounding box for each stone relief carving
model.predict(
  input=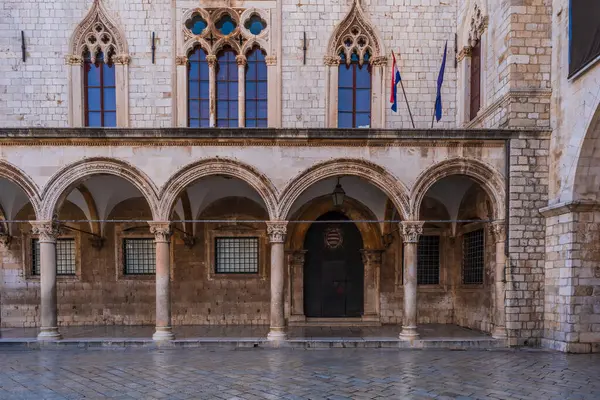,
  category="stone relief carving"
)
[400,222,424,244]
[149,222,172,243]
[30,221,61,243]
[266,221,288,243]
[468,3,488,47]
